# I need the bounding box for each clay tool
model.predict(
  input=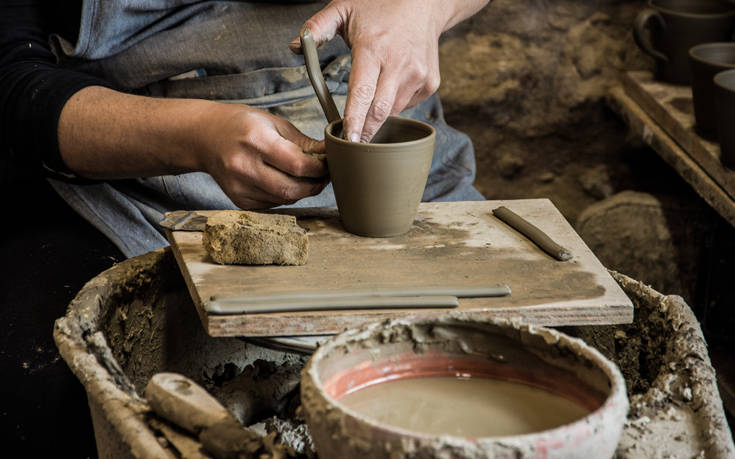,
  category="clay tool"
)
[145,372,235,434]
[144,372,268,457]
[207,284,511,315]
[206,295,459,315]
[159,210,208,231]
[301,28,341,124]
[492,206,573,261]
[210,284,510,304]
